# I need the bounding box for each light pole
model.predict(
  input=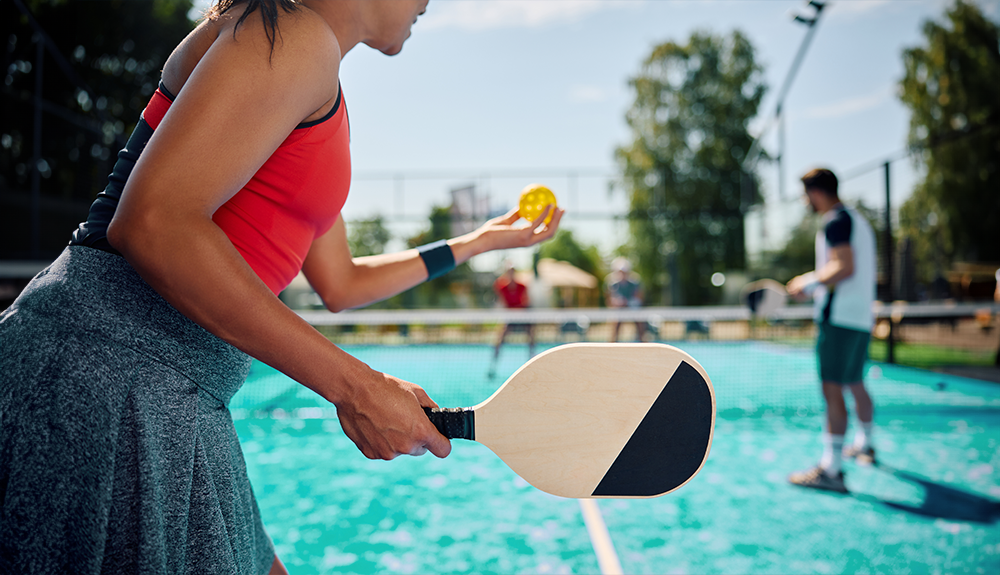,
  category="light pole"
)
[742,0,827,202]
[776,1,826,200]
